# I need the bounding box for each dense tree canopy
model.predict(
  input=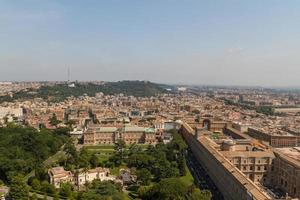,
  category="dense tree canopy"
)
[0,81,169,103]
[80,180,126,200]
[0,125,67,182]
[125,130,187,181]
[9,175,29,200]
[142,178,211,200]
